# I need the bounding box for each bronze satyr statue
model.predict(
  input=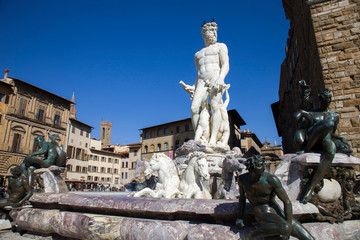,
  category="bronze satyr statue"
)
[21,133,66,187]
[294,80,352,203]
[0,166,32,210]
[236,155,314,240]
